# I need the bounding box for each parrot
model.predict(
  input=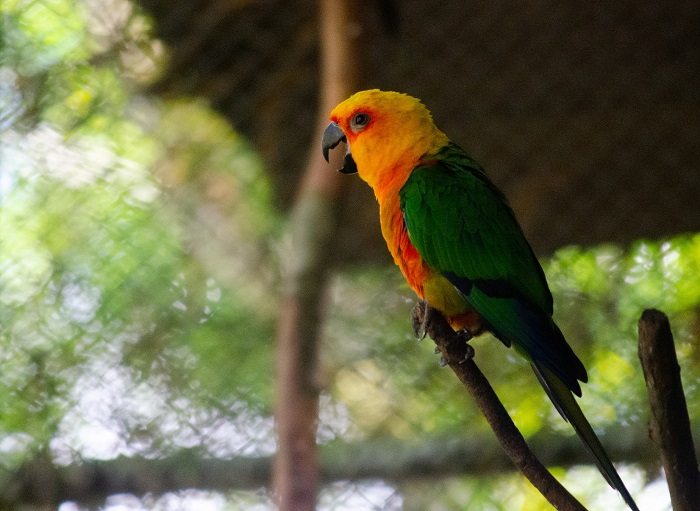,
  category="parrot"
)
[322,89,639,510]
